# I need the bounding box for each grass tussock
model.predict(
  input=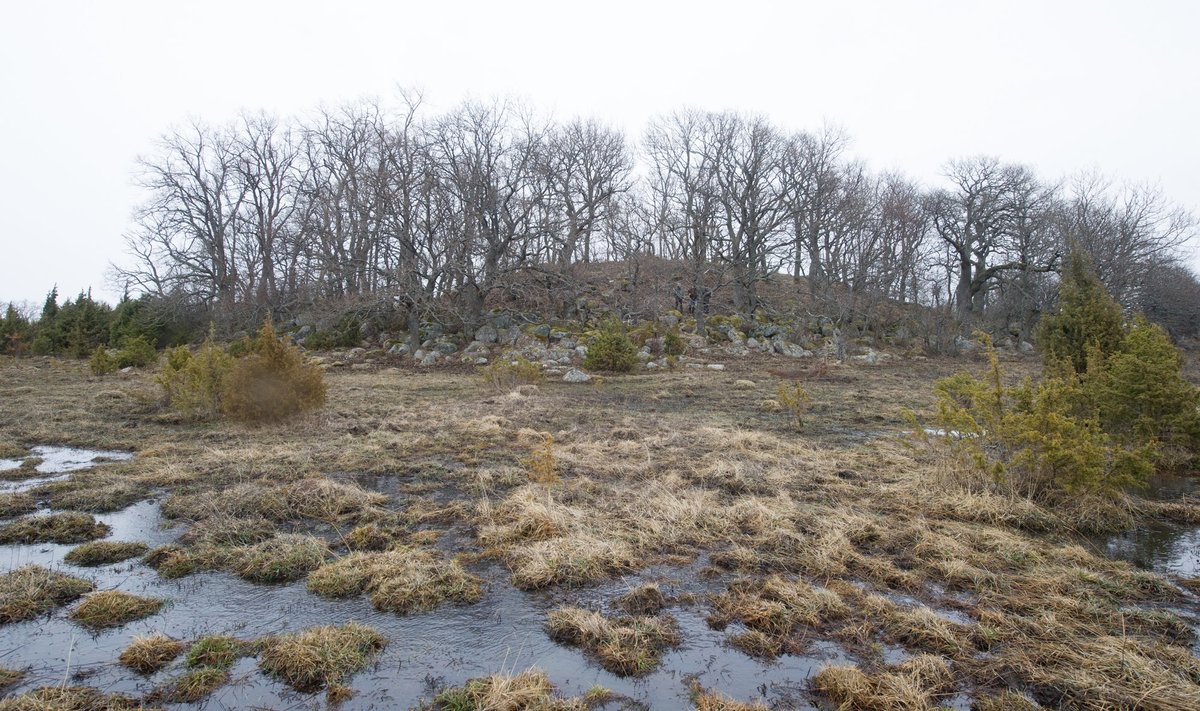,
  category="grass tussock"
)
[0,493,36,518]
[258,623,386,693]
[229,534,330,584]
[811,655,955,711]
[307,548,484,614]
[154,667,230,703]
[0,511,111,544]
[0,686,152,711]
[508,535,640,590]
[688,681,769,711]
[0,565,93,623]
[70,590,165,629]
[163,477,384,524]
[186,635,247,669]
[44,480,146,513]
[120,633,185,674]
[616,583,667,615]
[707,576,849,658]
[143,544,229,579]
[432,669,587,711]
[546,607,680,676]
[178,514,275,547]
[0,667,23,691]
[0,442,24,459]
[64,540,149,566]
